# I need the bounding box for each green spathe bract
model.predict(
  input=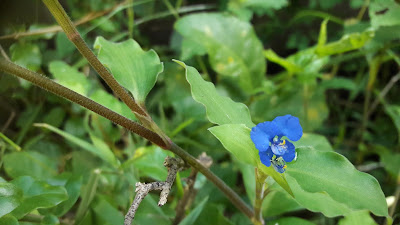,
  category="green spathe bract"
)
[94,37,163,104]
[287,147,388,217]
